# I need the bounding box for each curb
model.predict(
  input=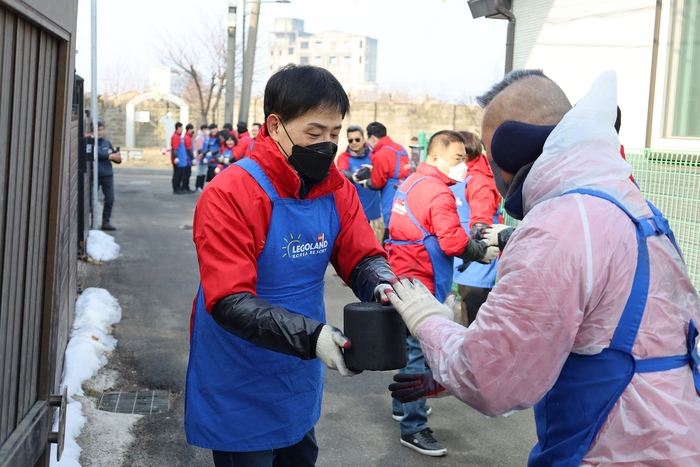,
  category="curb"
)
[113,166,172,176]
